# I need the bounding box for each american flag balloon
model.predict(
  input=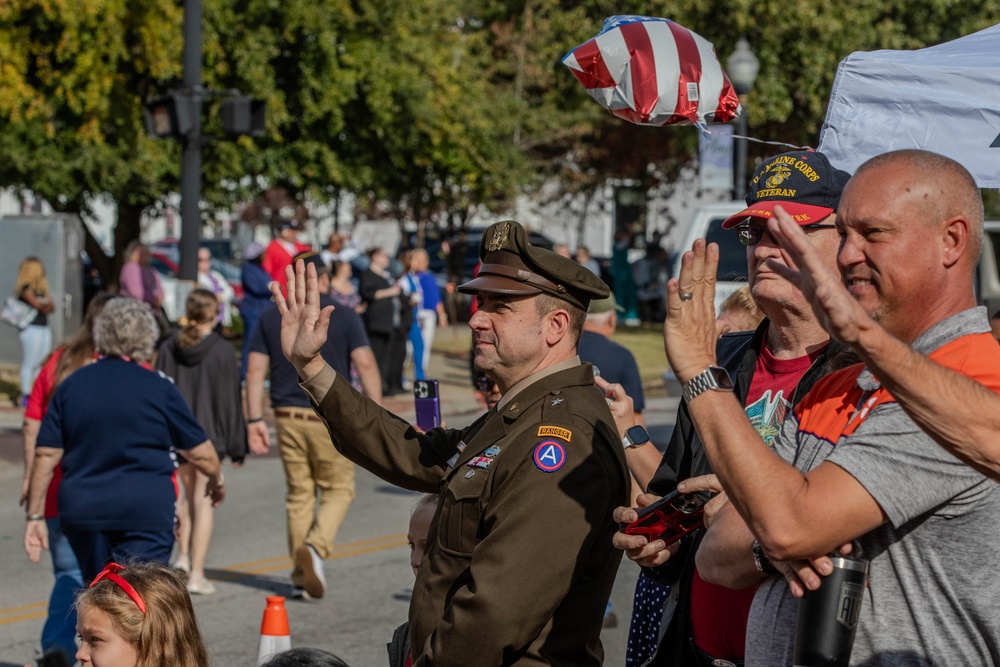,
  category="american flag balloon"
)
[563,16,742,127]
